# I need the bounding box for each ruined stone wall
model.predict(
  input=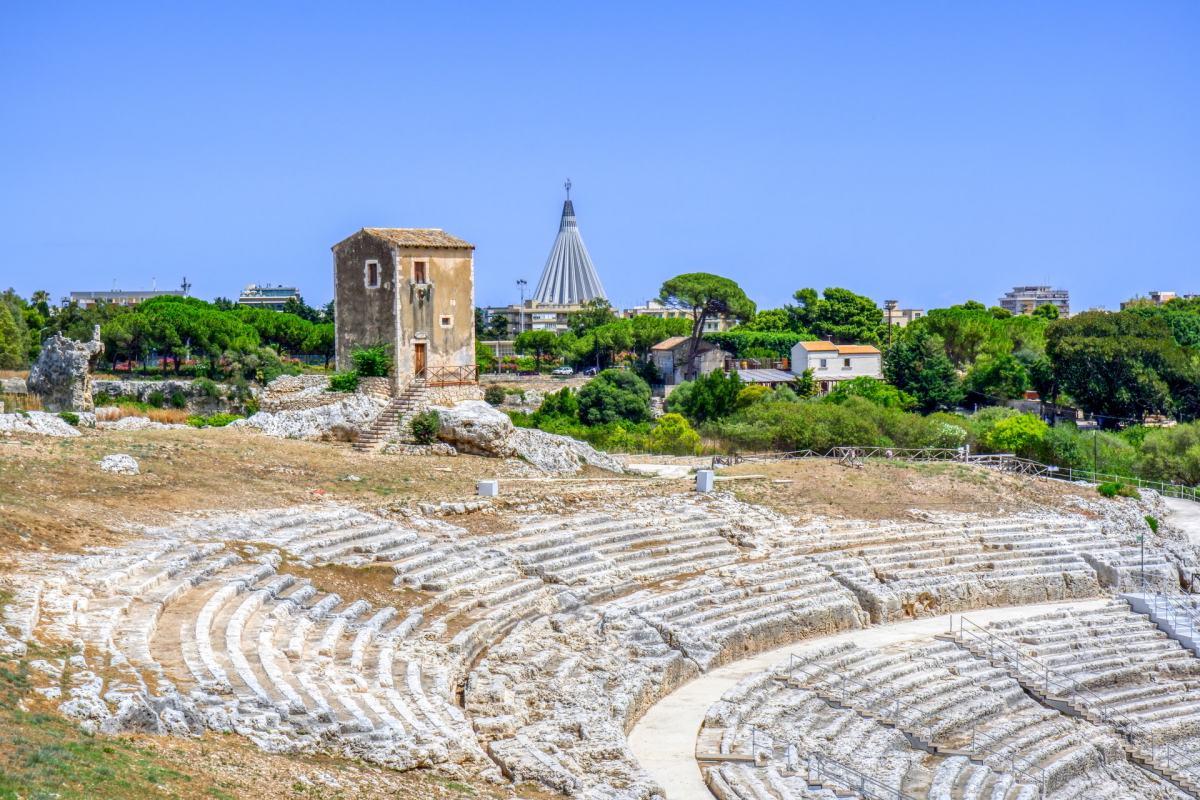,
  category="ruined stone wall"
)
[332,234,397,374]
